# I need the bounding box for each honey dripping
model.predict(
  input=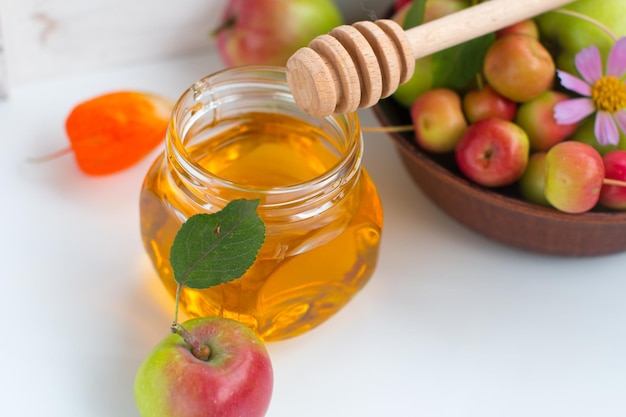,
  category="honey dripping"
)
[140,112,383,341]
